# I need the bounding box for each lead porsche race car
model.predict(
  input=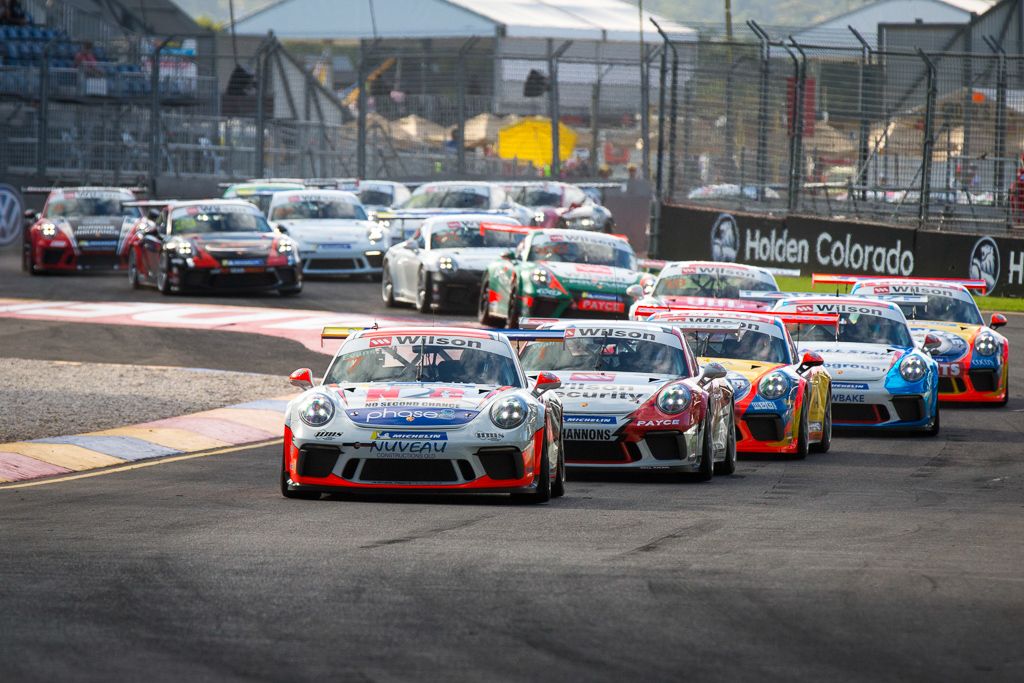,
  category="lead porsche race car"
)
[382,215,526,312]
[267,189,387,277]
[126,199,302,295]
[518,321,736,479]
[817,274,1010,405]
[772,295,941,434]
[22,186,141,274]
[629,261,783,318]
[478,229,652,328]
[642,307,834,457]
[282,326,566,502]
